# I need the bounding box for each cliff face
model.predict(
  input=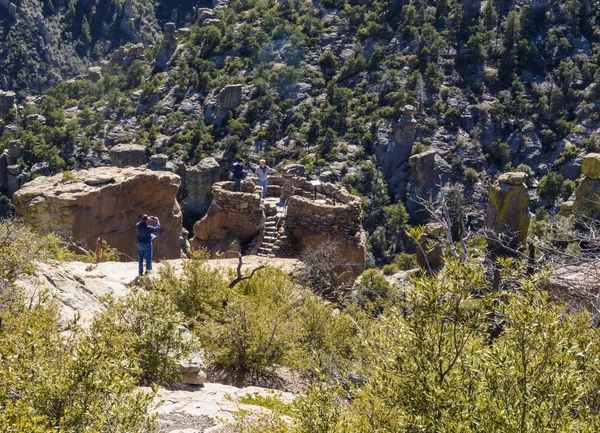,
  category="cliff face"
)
[13,166,183,260]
